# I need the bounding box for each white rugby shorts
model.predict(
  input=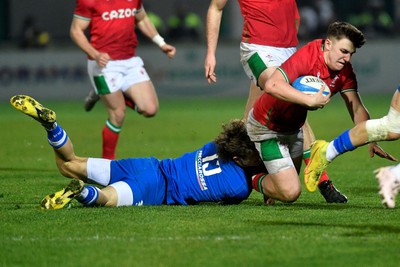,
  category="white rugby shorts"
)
[240,42,296,85]
[246,110,303,174]
[87,56,150,95]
